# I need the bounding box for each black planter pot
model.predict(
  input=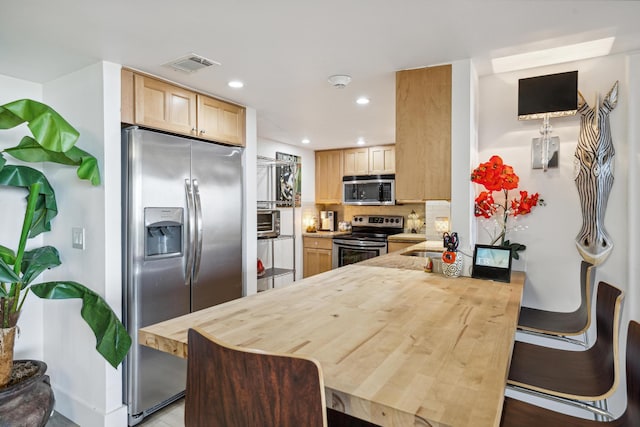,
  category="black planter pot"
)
[0,360,55,427]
